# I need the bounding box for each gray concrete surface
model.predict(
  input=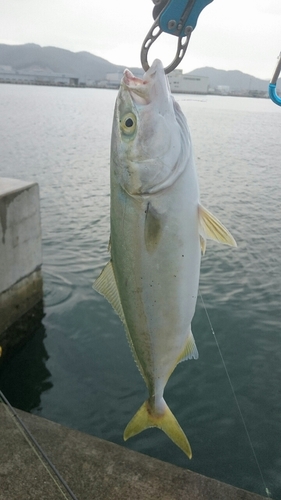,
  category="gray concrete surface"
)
[0,177,43,342]
[0,178,42,295]
[0,403,269,500]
